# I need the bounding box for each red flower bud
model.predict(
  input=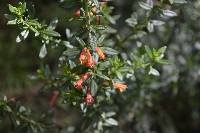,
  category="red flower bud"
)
[96,47,105,60]
[74,9,80,17]
[85,88,94,105]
